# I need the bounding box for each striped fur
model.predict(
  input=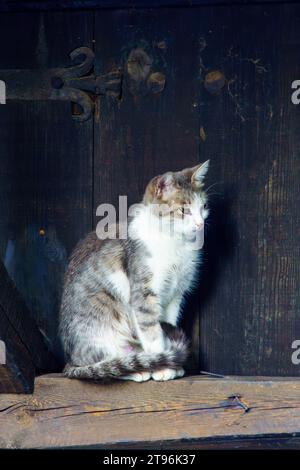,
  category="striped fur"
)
[59,163,209,381]
[64,325,188,379]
